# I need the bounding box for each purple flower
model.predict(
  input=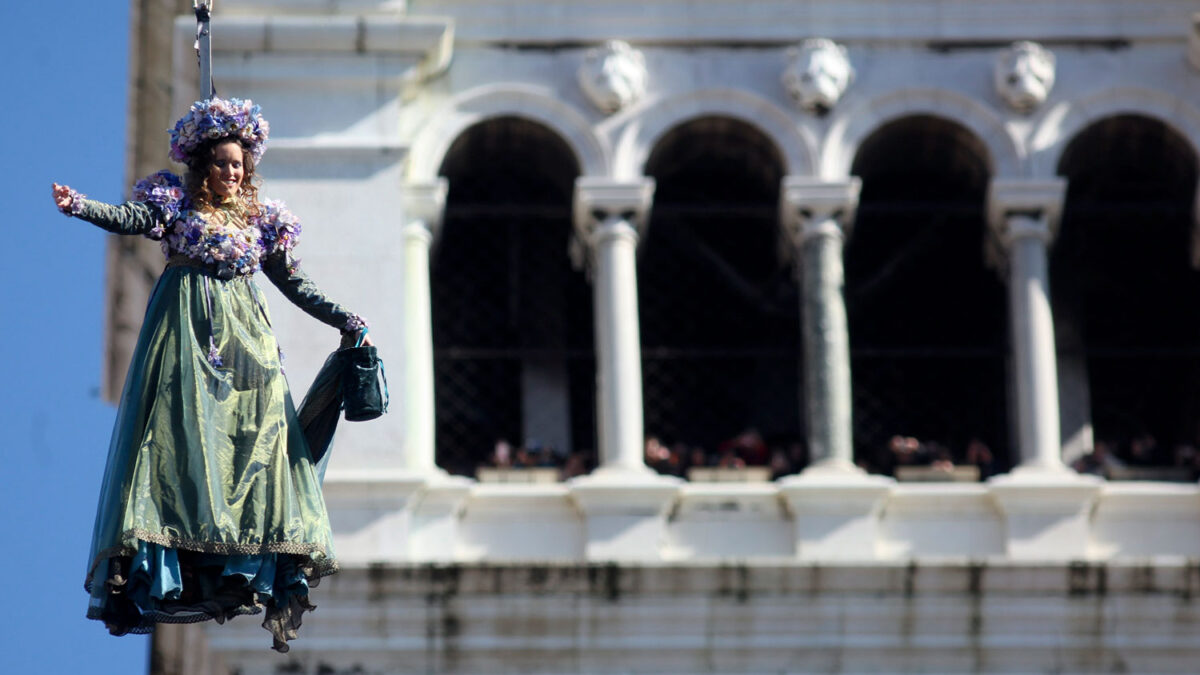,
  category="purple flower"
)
[168,96,270,166]
[207,336,224,367]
